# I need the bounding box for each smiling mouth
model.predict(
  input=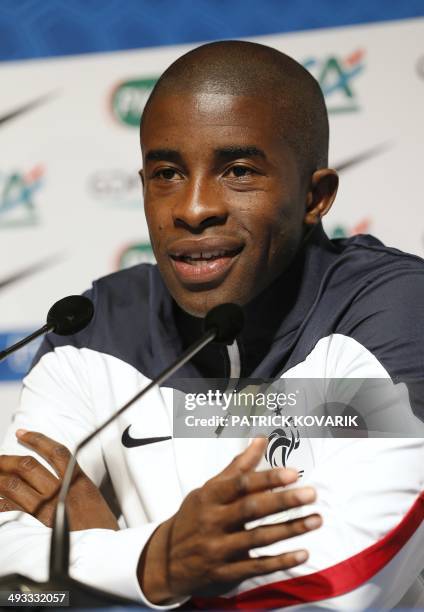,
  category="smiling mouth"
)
[169,246,243,285]
[170,247,242,263]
